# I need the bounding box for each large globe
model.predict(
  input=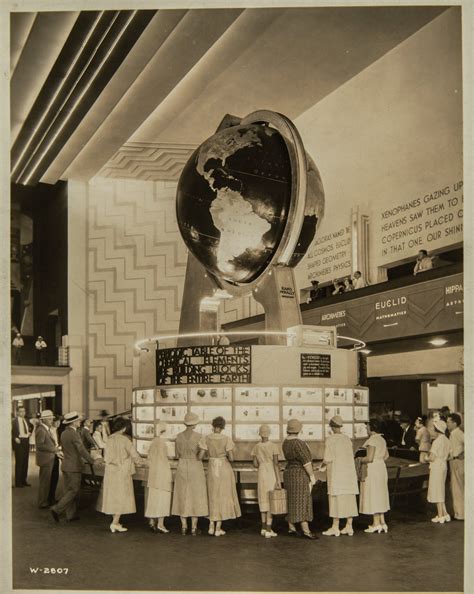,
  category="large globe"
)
[176,119,324,285]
